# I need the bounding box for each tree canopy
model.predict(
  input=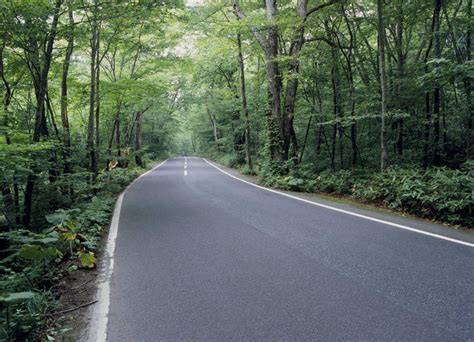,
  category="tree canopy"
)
[0,0,472,339]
